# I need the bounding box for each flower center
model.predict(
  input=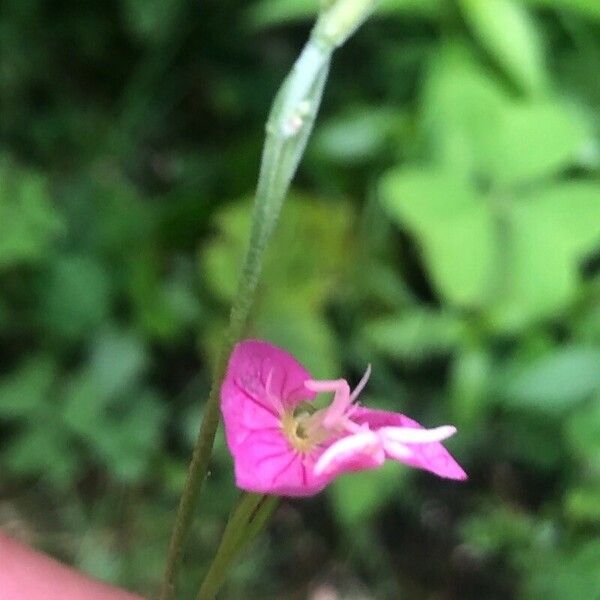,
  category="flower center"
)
[281,411,316,453]
[280,369,374,455]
